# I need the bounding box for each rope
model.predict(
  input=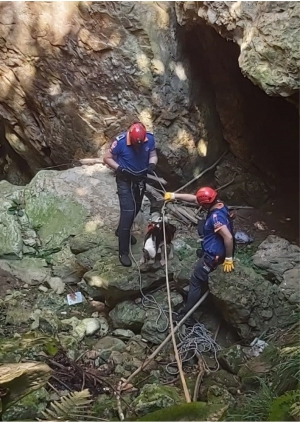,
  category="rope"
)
[129,180,170,335]
[175,150,228,193]
[141,172,221,377]
[166,323,221,375]
[162,202,191,402]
